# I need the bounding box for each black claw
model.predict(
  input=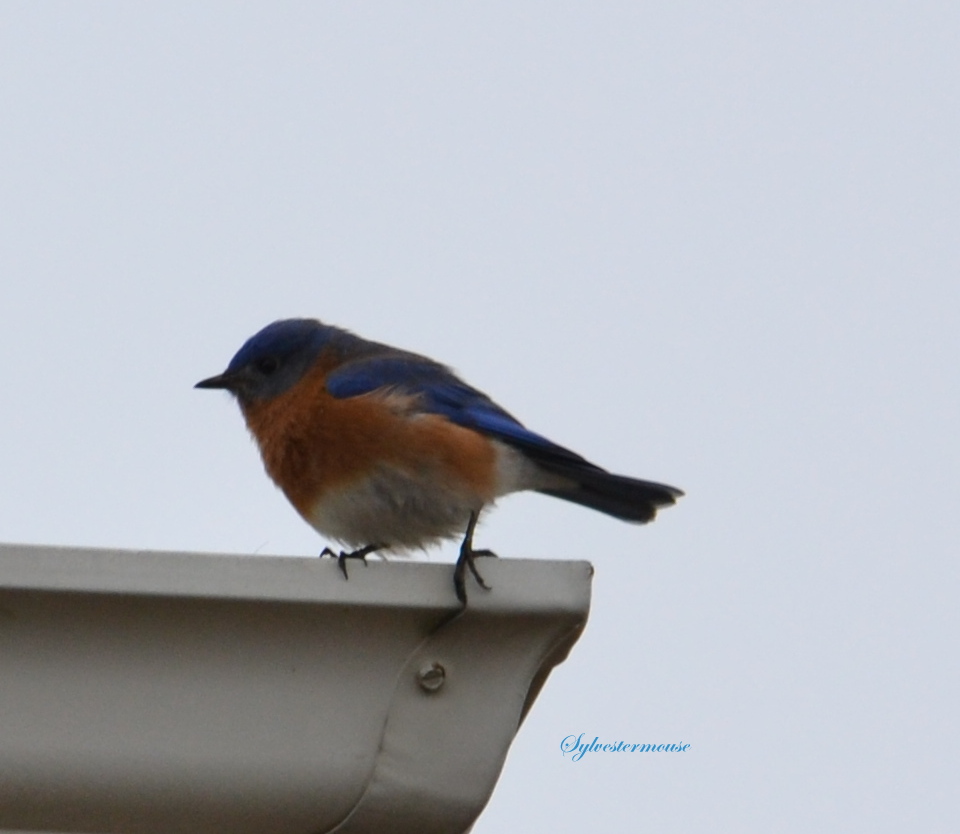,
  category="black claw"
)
[320,543,385,579]
[453,511,497,604]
